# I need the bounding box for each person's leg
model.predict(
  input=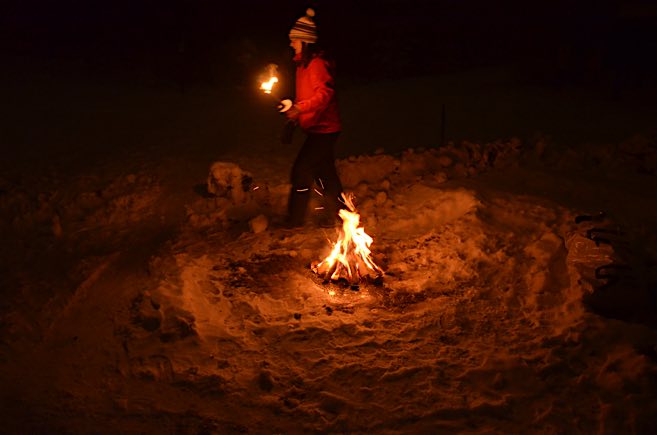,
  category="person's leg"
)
[314,133,344,221]
[287,134,322,226]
